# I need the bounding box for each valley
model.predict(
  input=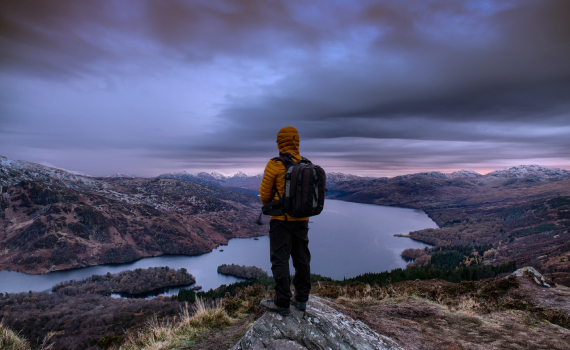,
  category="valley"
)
[3,155,569,277]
